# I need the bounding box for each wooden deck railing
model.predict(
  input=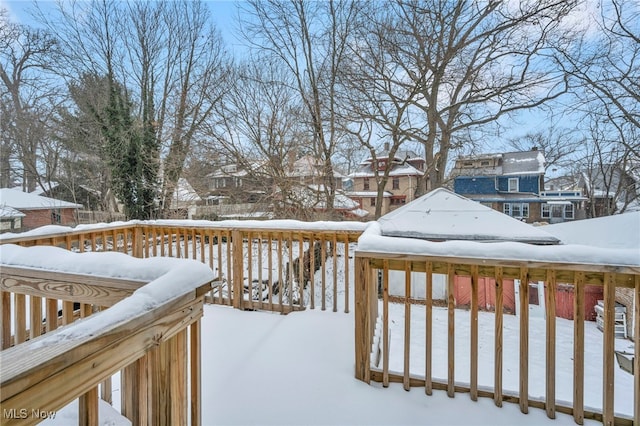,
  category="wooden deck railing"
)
[354,251,640,426]
[0,220,366,314]
[0,246,214,425]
